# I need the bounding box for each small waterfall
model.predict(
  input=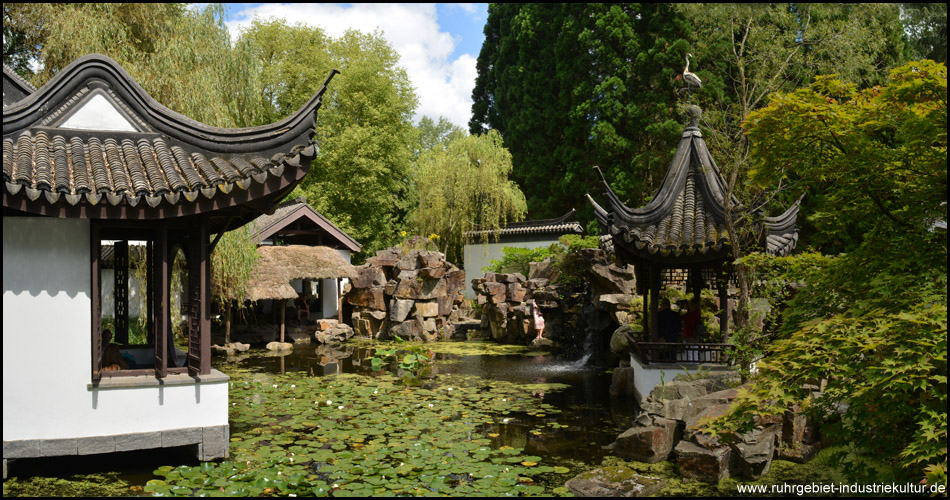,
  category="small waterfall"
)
[569,351,593,368]
[570,292,614,367]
